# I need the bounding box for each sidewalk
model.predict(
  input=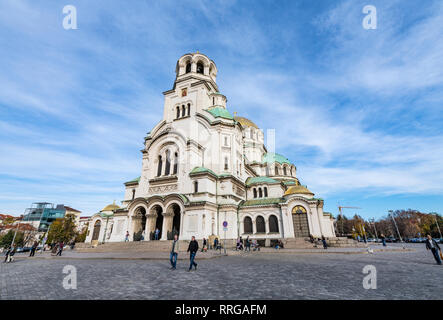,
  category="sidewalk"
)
[10,244,413,261]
